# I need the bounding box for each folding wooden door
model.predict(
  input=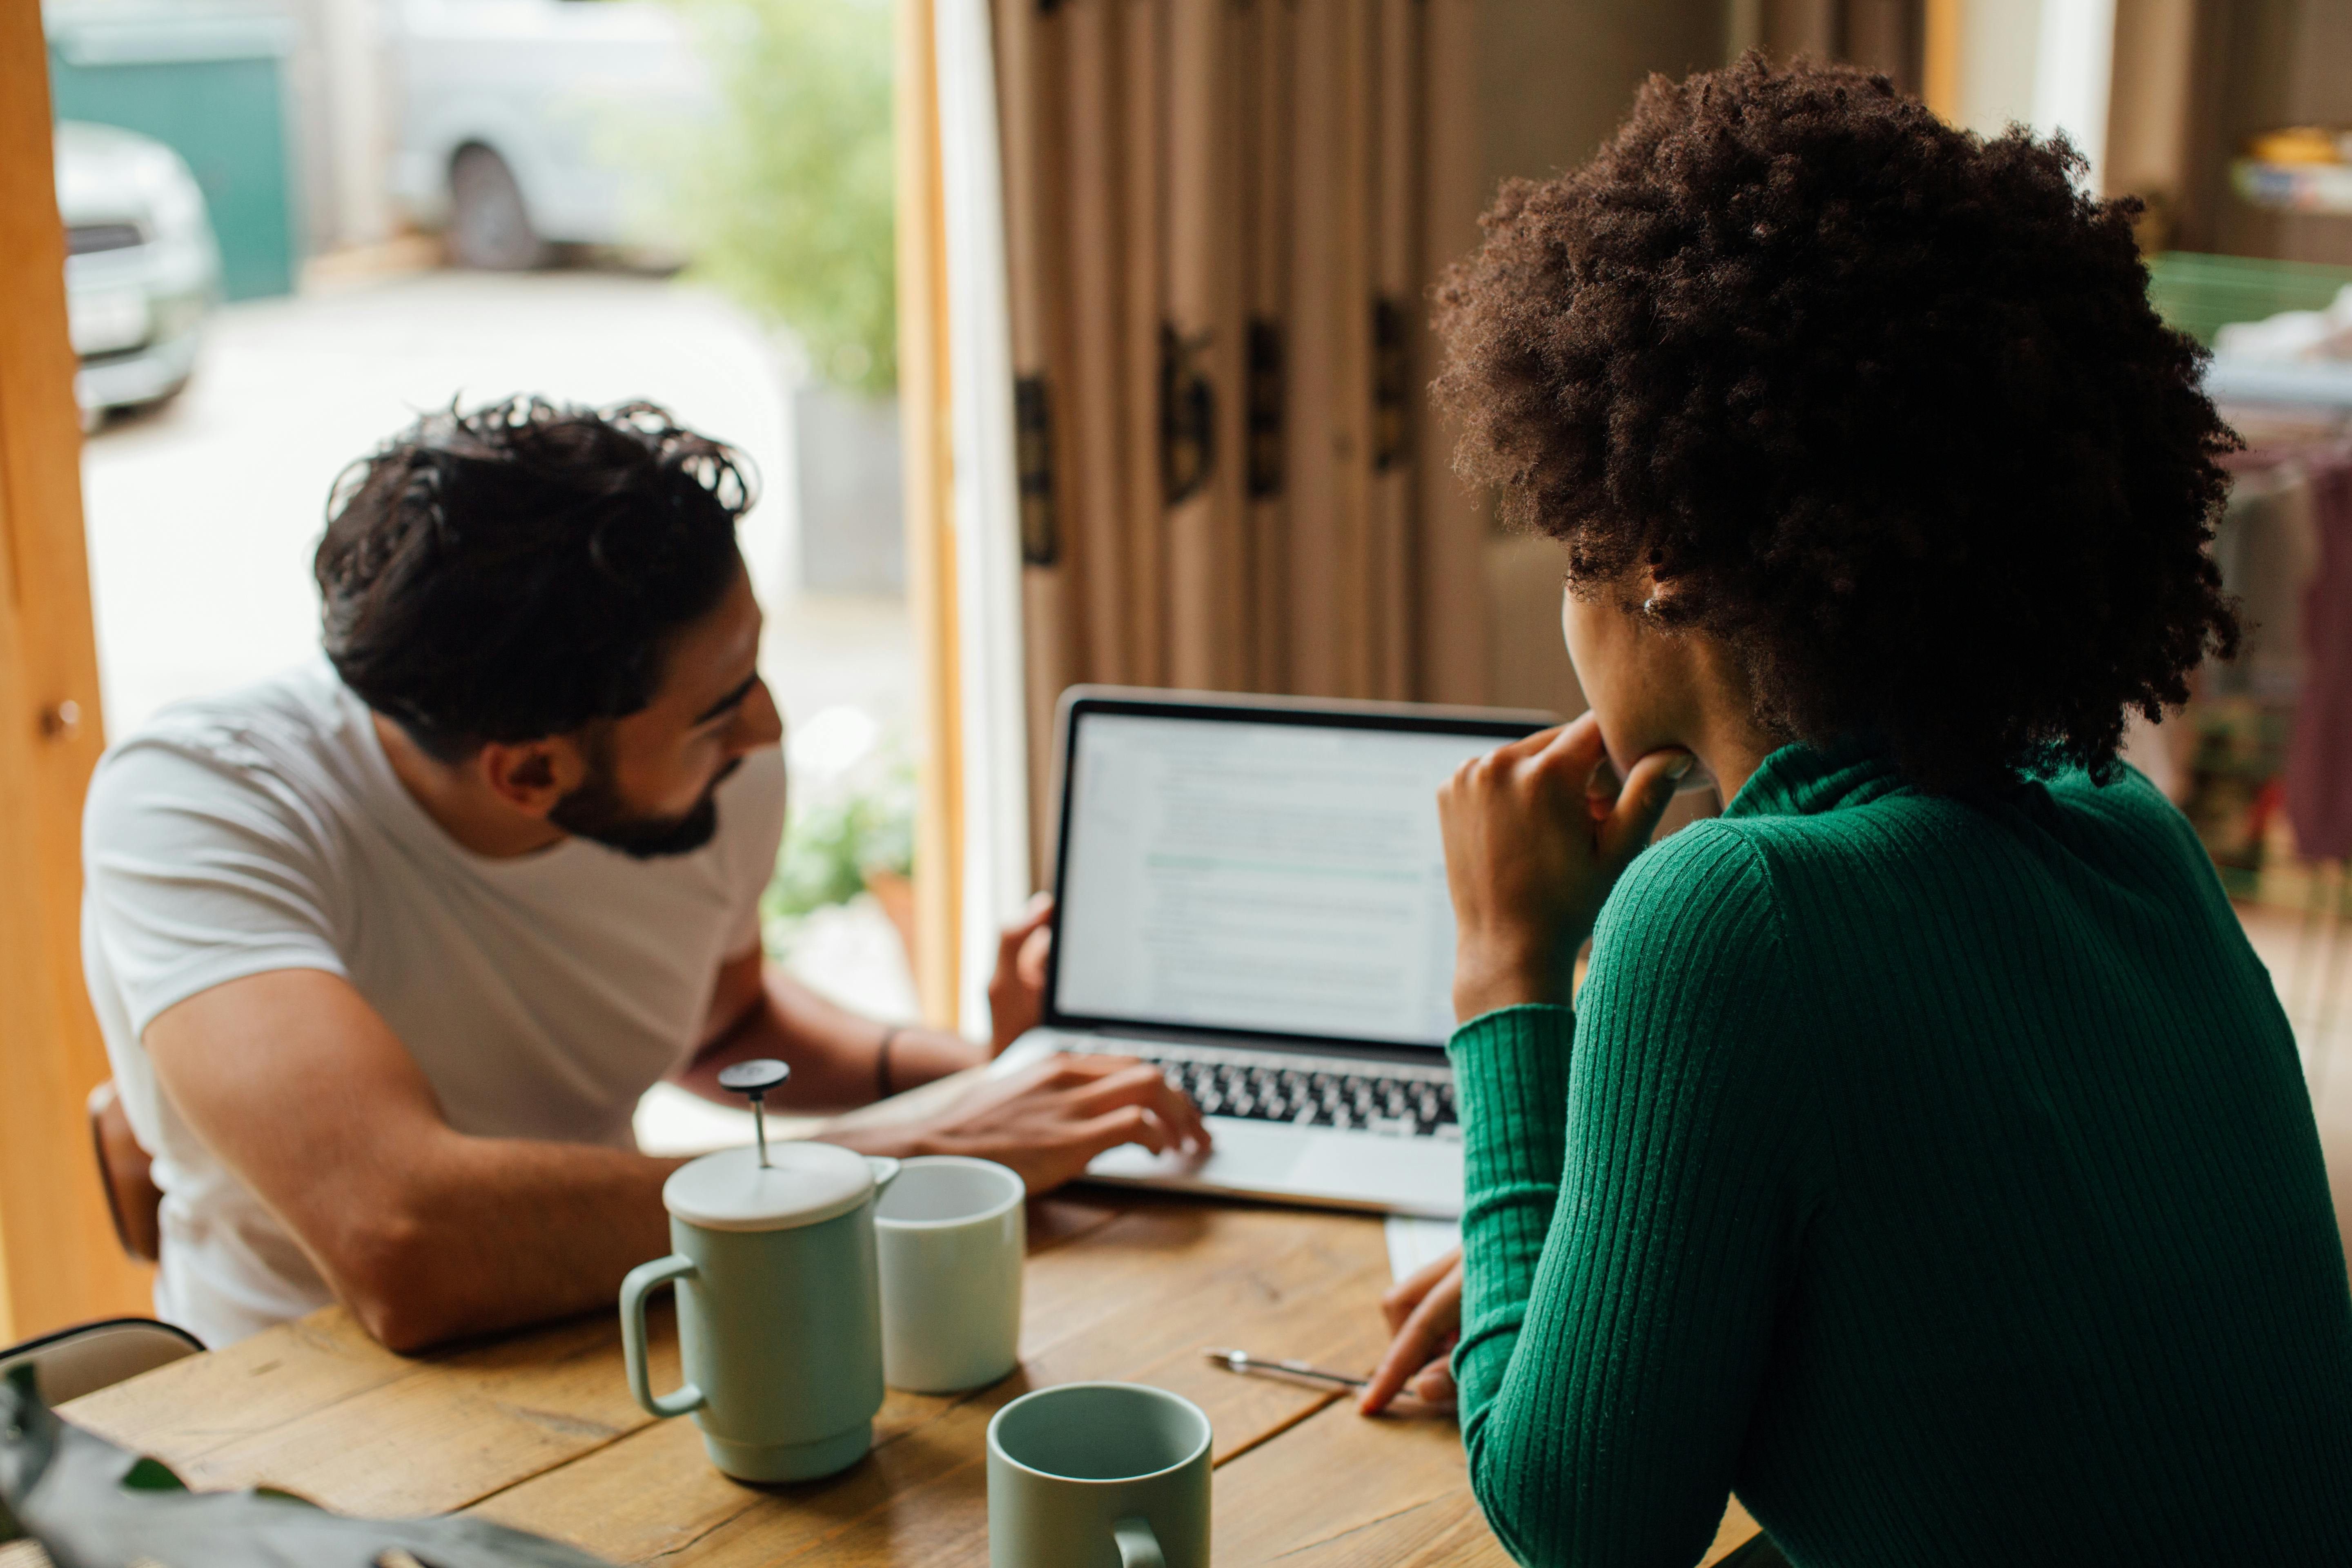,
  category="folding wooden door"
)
[987,0,1494,862]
